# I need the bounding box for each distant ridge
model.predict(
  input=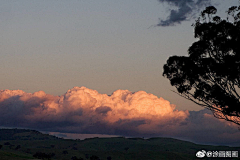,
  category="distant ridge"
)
[0,128,239,160]
[0,128,59,140]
